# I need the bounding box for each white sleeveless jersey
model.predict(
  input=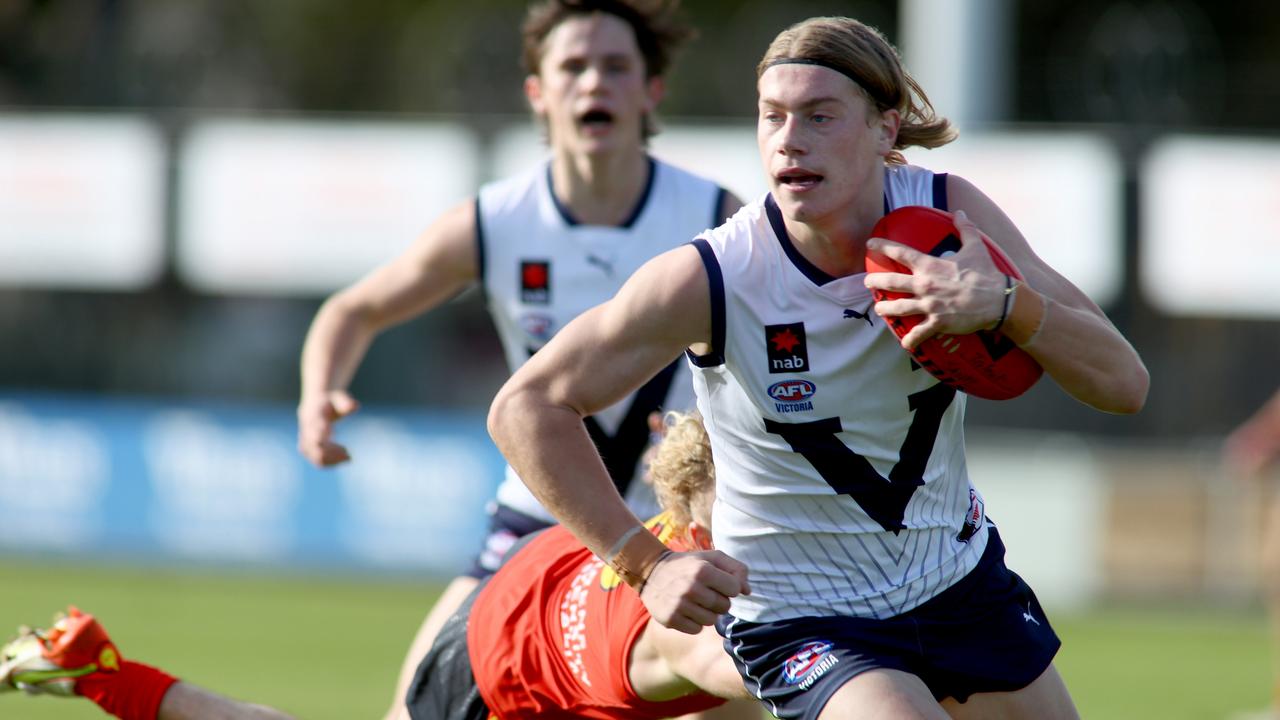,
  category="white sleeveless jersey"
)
[481,157,726,522]
[689,164,988,622]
